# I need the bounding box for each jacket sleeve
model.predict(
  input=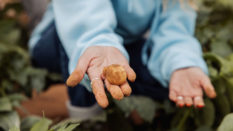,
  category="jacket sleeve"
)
[146,0,208,87]
[52,0,129,74]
